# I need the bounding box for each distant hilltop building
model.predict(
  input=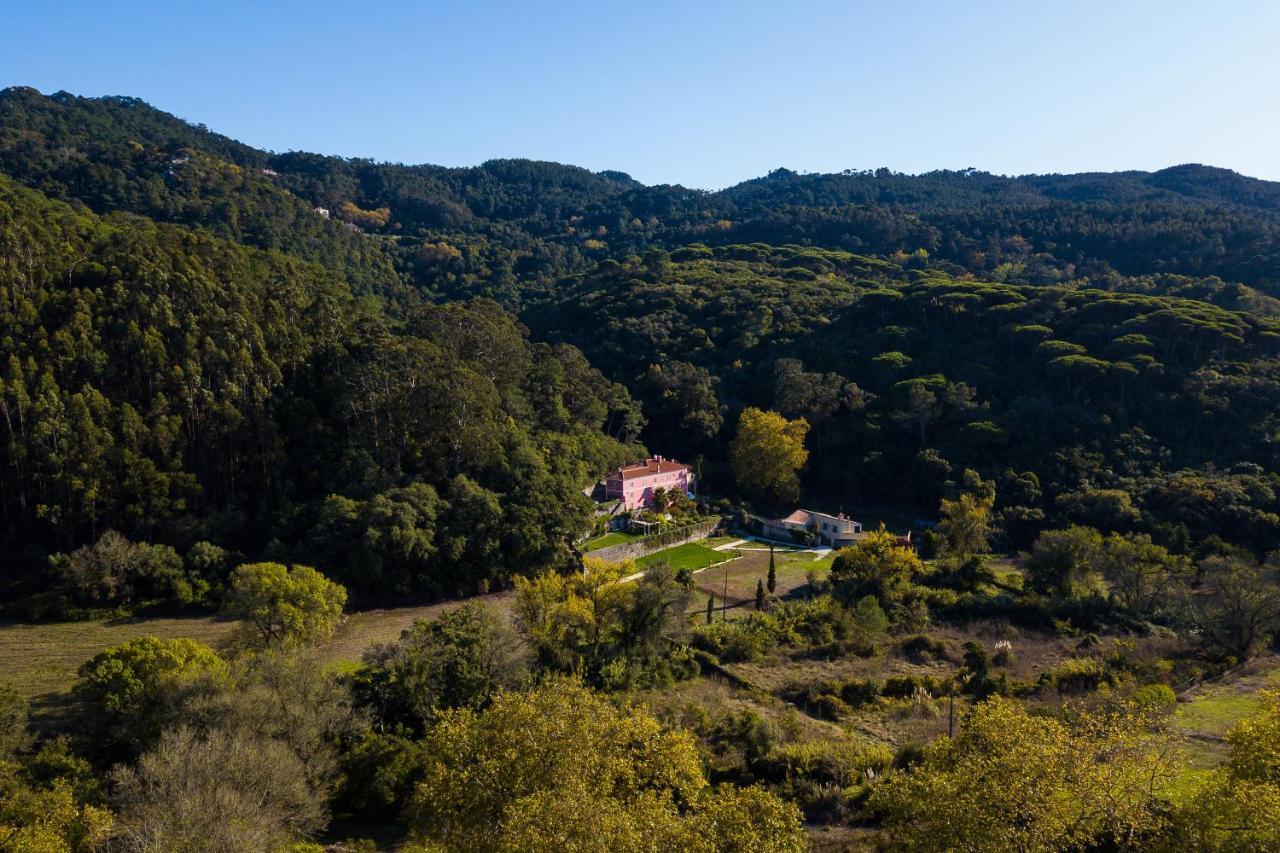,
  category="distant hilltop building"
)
[605,456,693,510]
